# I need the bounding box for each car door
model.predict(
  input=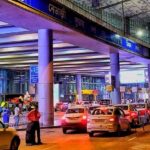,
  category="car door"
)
[118,109,128,130]
[0,121,9,150]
